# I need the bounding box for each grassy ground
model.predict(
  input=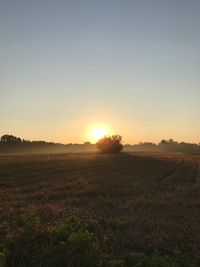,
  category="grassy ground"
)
[0,152,200,266]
